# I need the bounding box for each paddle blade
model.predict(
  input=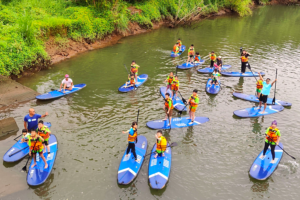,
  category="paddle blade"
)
[22,165,27,172]
[170,142,178,147]
[272,97,275,105]
[182,98,187,104]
